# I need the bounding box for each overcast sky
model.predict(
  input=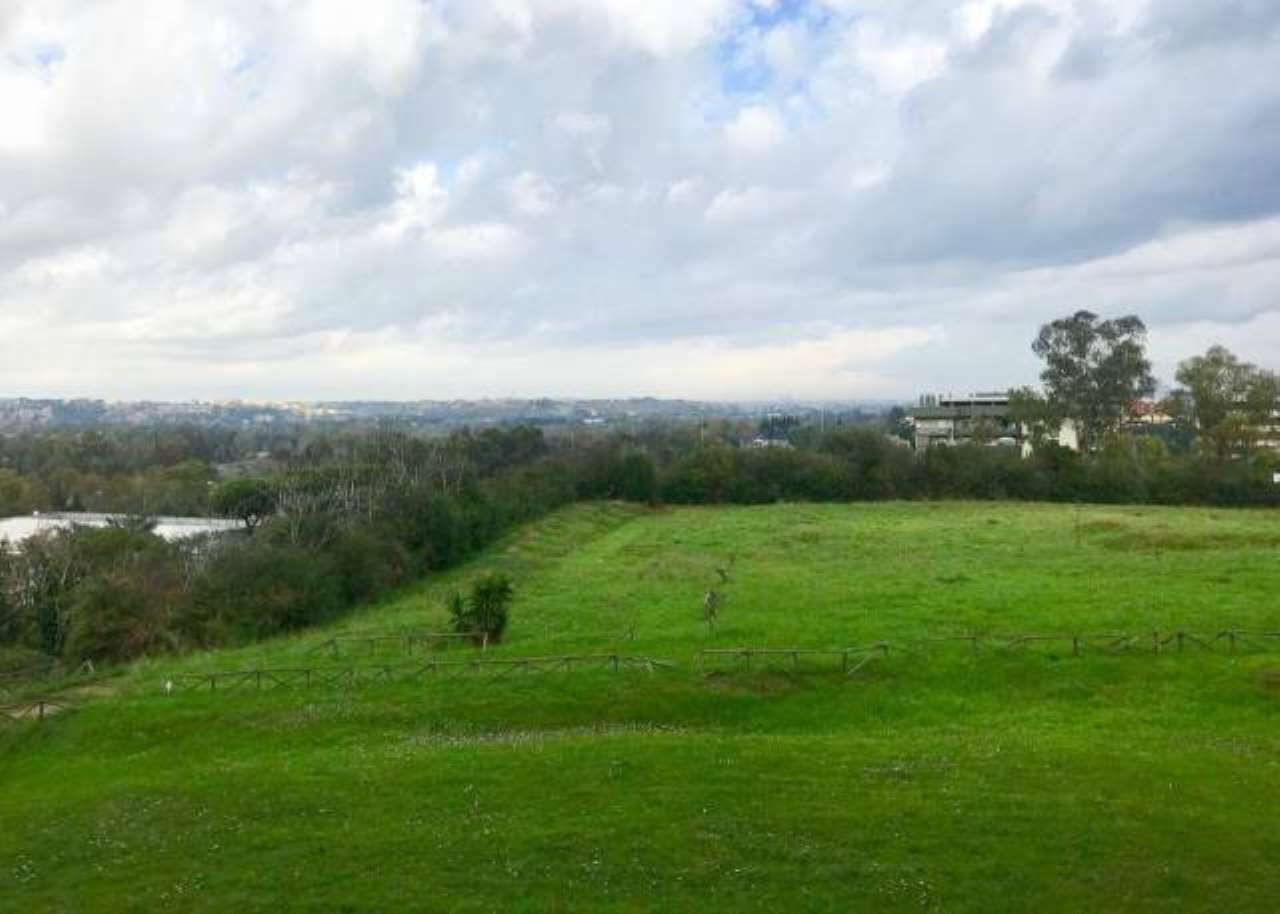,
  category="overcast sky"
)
[1,0,1278,402]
